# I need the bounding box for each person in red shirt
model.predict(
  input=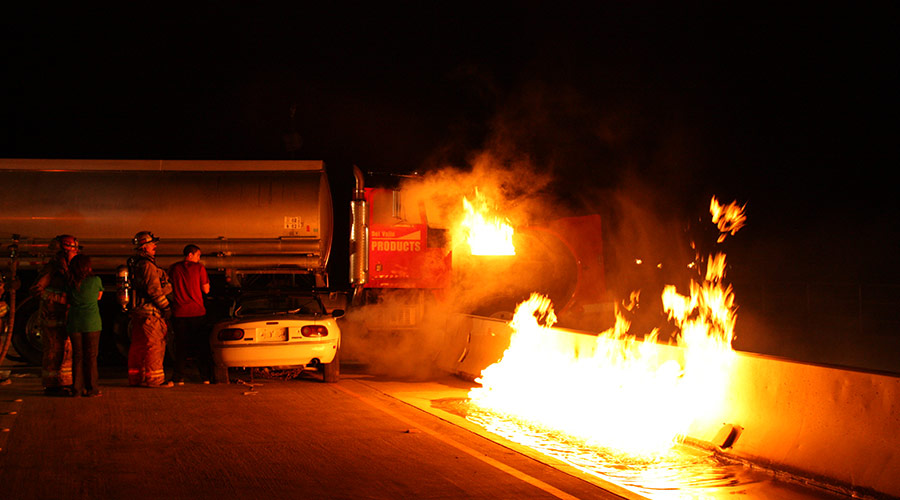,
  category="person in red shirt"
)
[168,244,211,384]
